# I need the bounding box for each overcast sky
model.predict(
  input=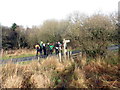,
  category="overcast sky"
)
[0,0,119,27]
